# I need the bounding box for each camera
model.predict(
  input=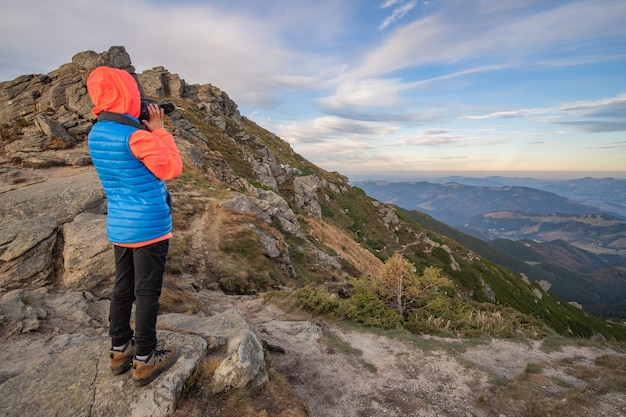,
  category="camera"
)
[139,98,176,121]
